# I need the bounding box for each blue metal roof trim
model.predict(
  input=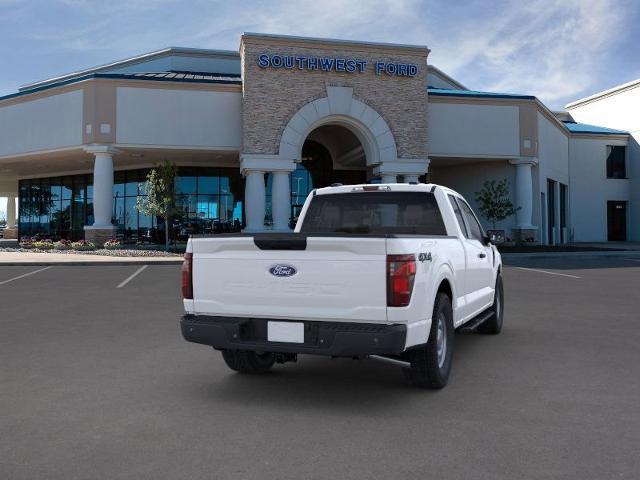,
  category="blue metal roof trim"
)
[562,121,628,135]
[427,87,536,100]
[0,72,242,102]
